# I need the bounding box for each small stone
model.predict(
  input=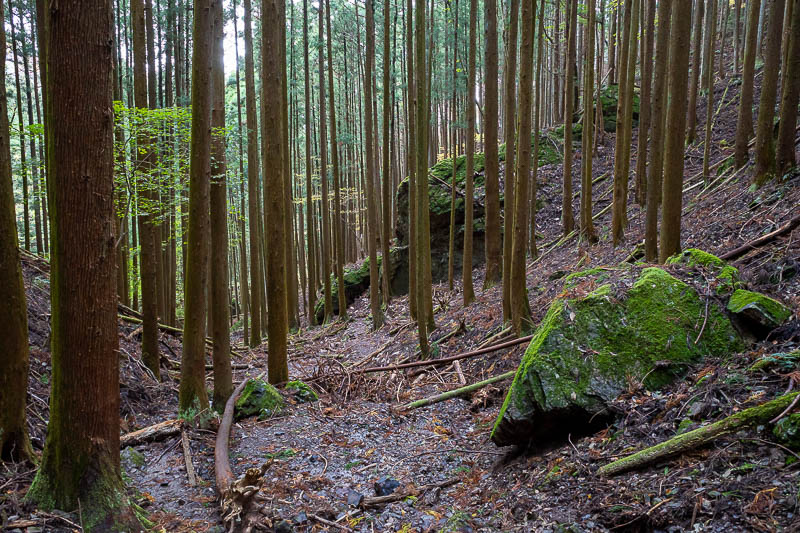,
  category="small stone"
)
[294,511,308,524]
[374,476,400,496]
[274,520,293,533]
[347,488,364,507]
